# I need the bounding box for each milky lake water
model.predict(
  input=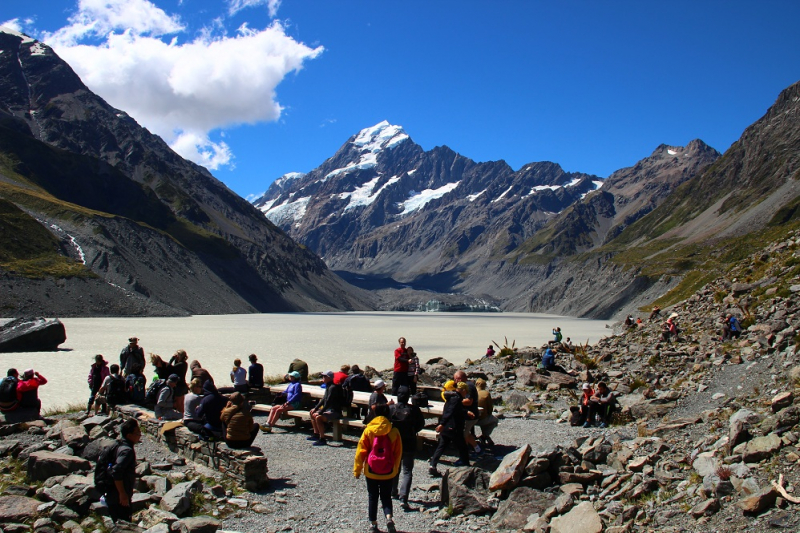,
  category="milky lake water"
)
[1,312,612,411]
